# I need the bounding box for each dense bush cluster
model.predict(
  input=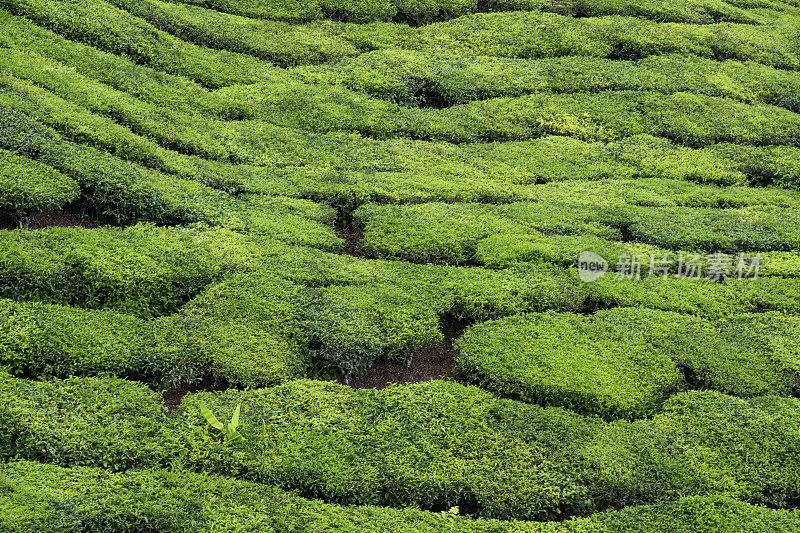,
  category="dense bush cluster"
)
[354,200,800,265]
[1,374,799,523]
[1,0,799,529]
[456,308,800,418]
[4,462,798,532]
[0,149,79,226]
